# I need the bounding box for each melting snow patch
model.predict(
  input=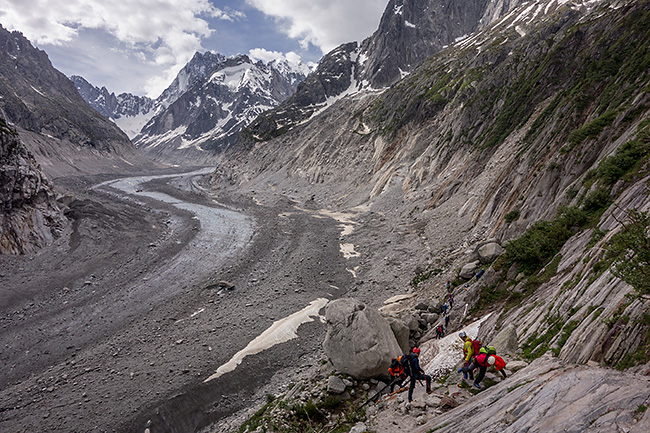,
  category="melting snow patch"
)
[405,20,416,28]
[204,298,329,382]
[421,313,492,378]
[340,243,360,259]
